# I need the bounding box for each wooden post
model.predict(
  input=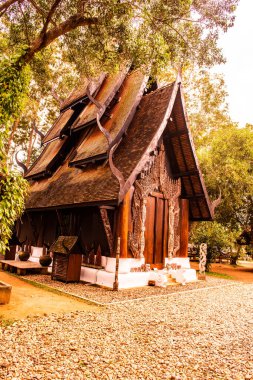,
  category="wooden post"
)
[179,199,189,257]
[119,189,130,257]
[113,237,120,291]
